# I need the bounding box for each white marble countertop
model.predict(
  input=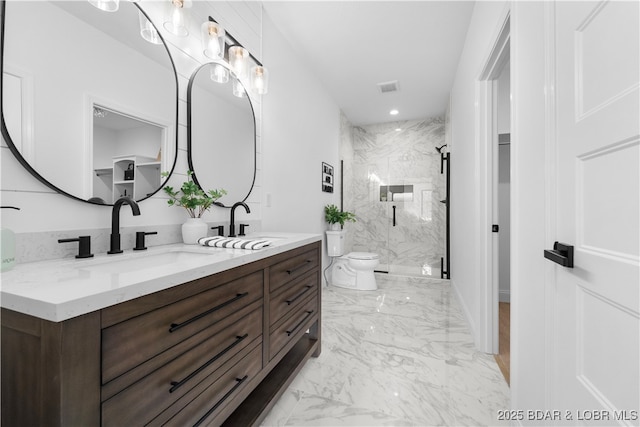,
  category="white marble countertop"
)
[0,232,321,322]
